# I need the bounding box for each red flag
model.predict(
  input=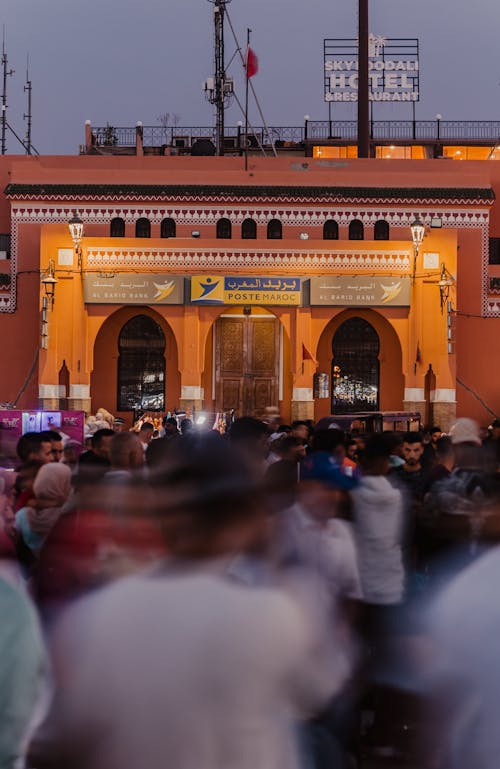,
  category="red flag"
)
[302,344,317,365]
[246,46,259,78]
